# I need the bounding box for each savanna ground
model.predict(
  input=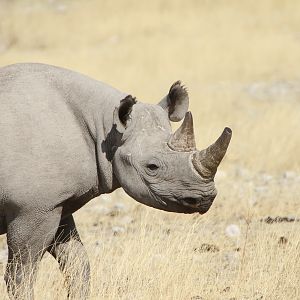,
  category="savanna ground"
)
[0,0,300,299]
